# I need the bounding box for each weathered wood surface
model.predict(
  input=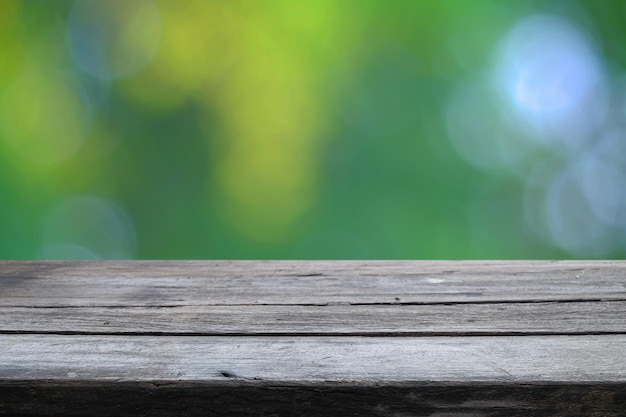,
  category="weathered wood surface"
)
[3,334,626,382]
[1,301,625,335]
[2,260,625,306]
[1,261,626,416]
